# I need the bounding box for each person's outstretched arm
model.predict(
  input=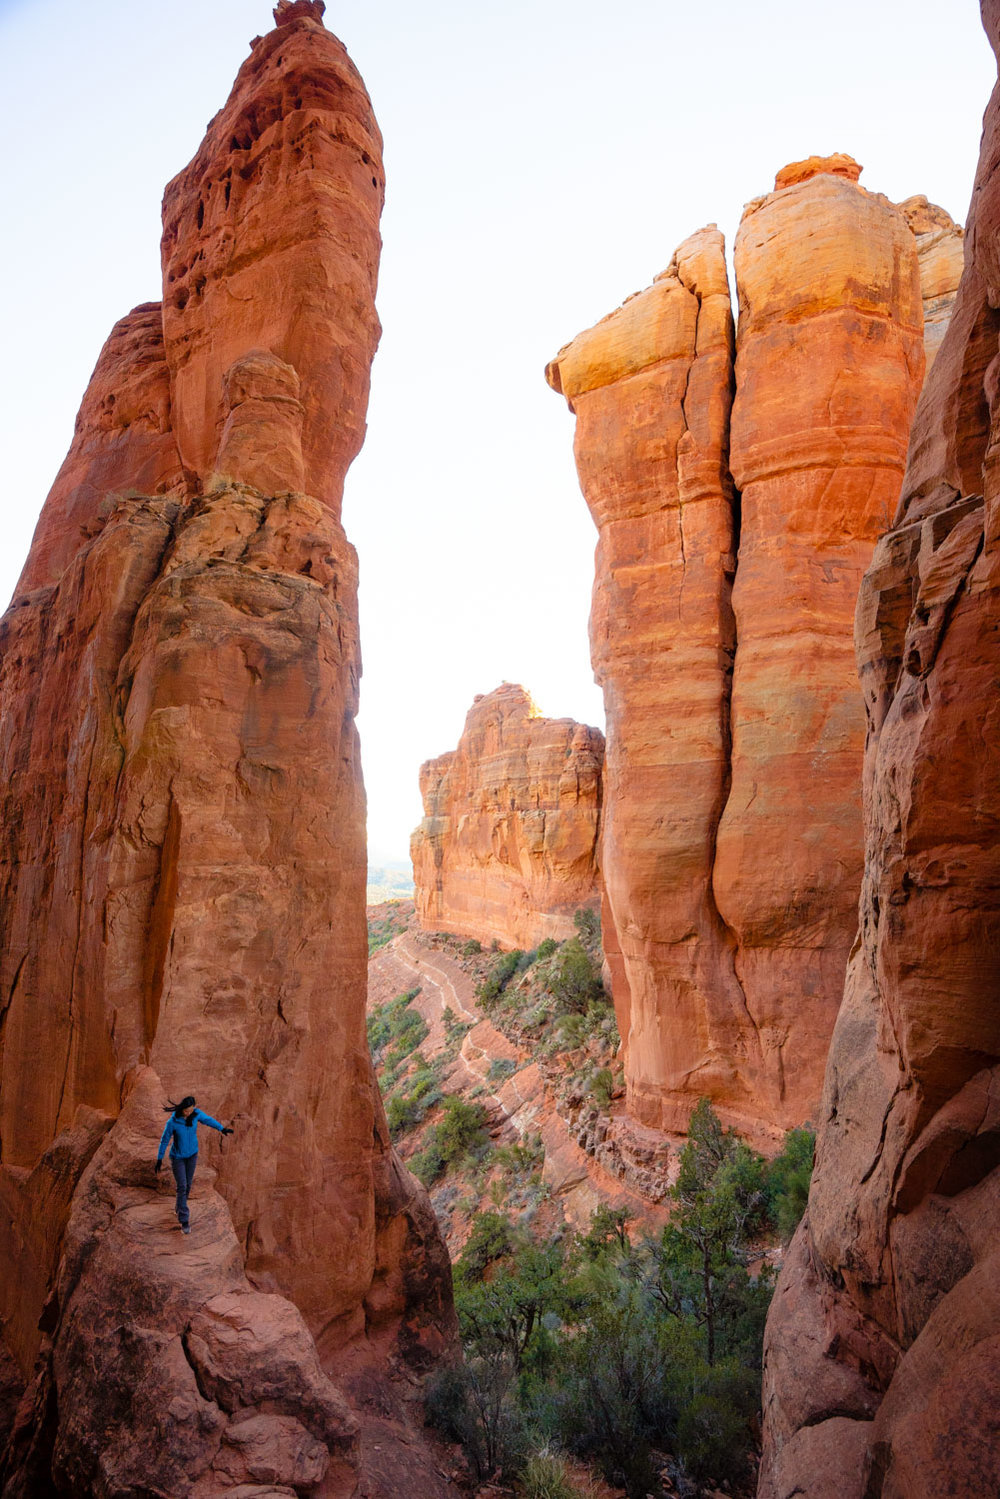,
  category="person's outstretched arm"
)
[196,1111,233,1135]
[155,1117,174,1172]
